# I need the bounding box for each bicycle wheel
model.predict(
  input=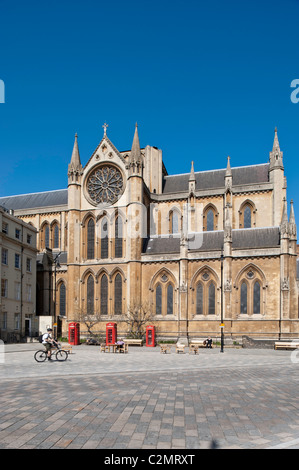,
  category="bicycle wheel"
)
[55,350,68,361]
[34,350,47,362]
